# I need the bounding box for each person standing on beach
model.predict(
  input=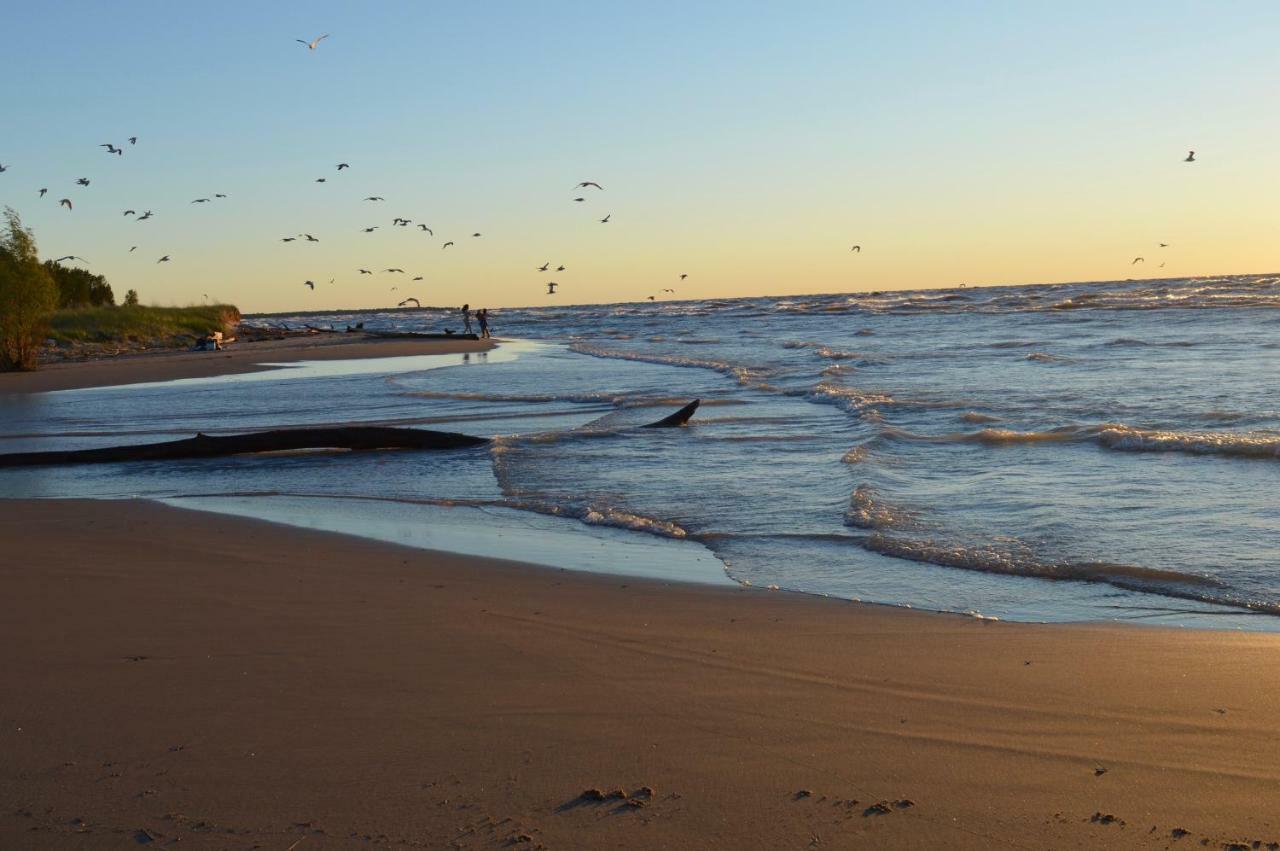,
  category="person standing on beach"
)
[461,304,473,335]
[477,308,490,338]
